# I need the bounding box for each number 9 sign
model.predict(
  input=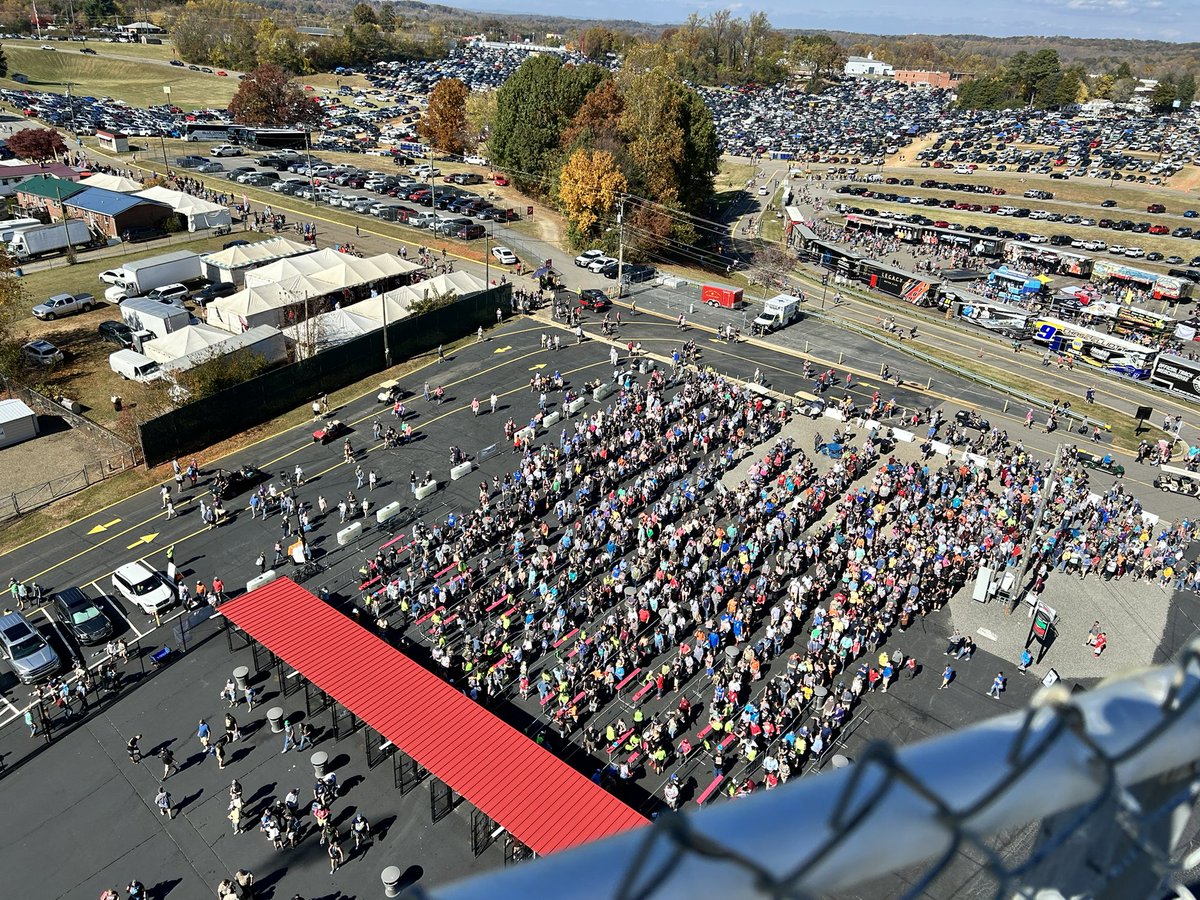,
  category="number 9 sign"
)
[1036,323,1058,342]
